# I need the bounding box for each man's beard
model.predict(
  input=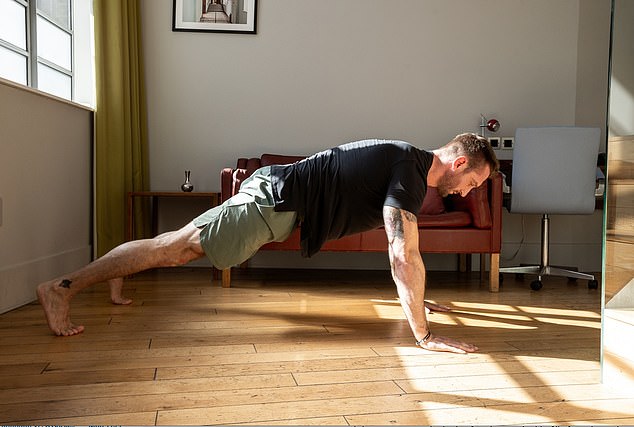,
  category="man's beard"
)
[435,170,461,197]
